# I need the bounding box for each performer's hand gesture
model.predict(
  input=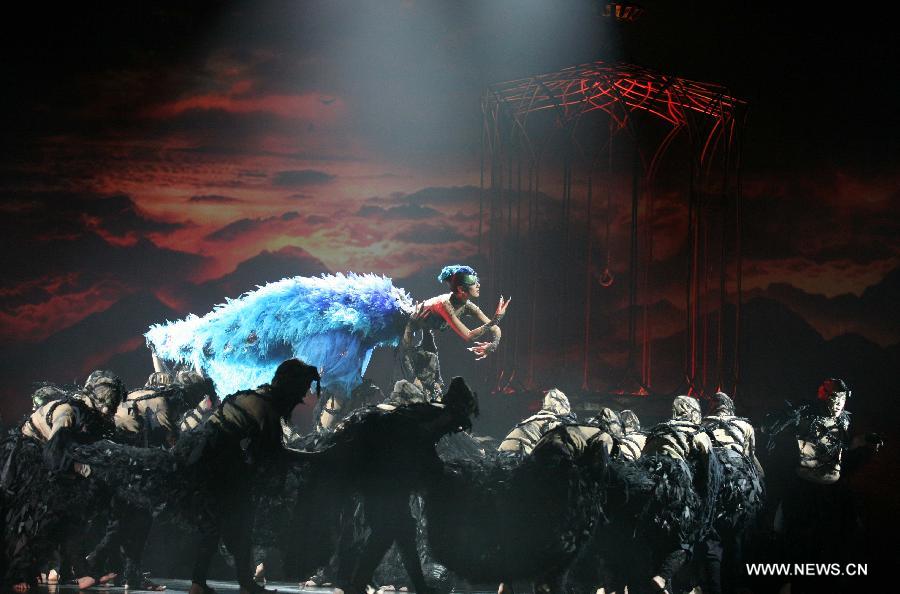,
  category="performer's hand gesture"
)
[468,341,495,360]
[411,301,427,320]
[495,295,511,320]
